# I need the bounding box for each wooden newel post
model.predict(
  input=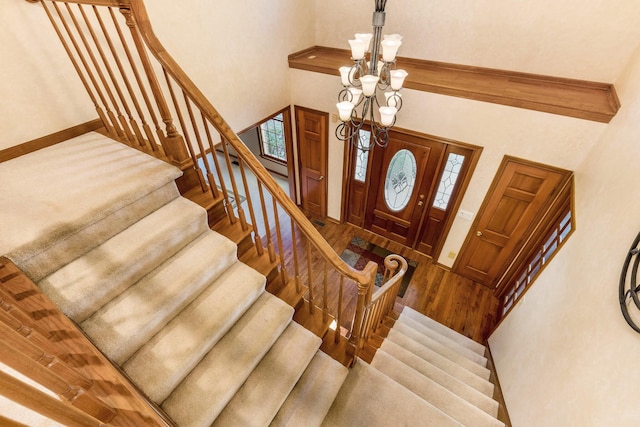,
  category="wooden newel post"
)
[347,261,377,364]
[120,6,199,192]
